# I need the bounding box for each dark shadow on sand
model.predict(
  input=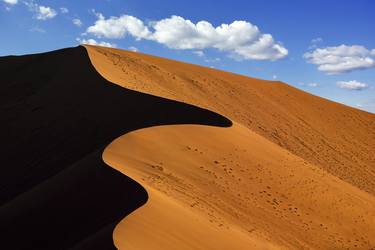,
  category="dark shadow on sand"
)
[0,46,231,250]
